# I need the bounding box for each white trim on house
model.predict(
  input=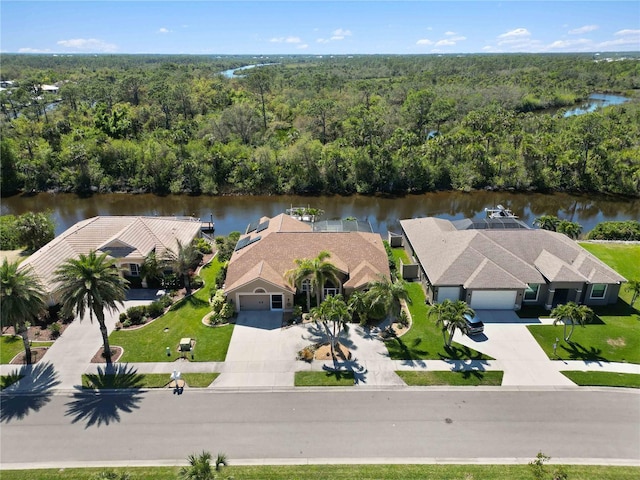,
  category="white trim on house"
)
[590,283,607,299]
